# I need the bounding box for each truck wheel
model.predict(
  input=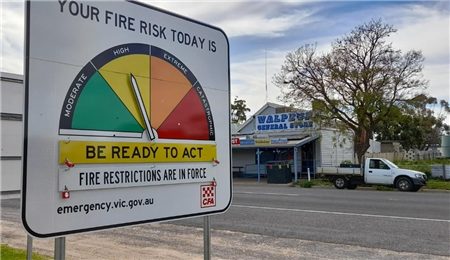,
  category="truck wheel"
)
[333,176,347,189]
[396,177,412,192]
[346,183,358,190]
